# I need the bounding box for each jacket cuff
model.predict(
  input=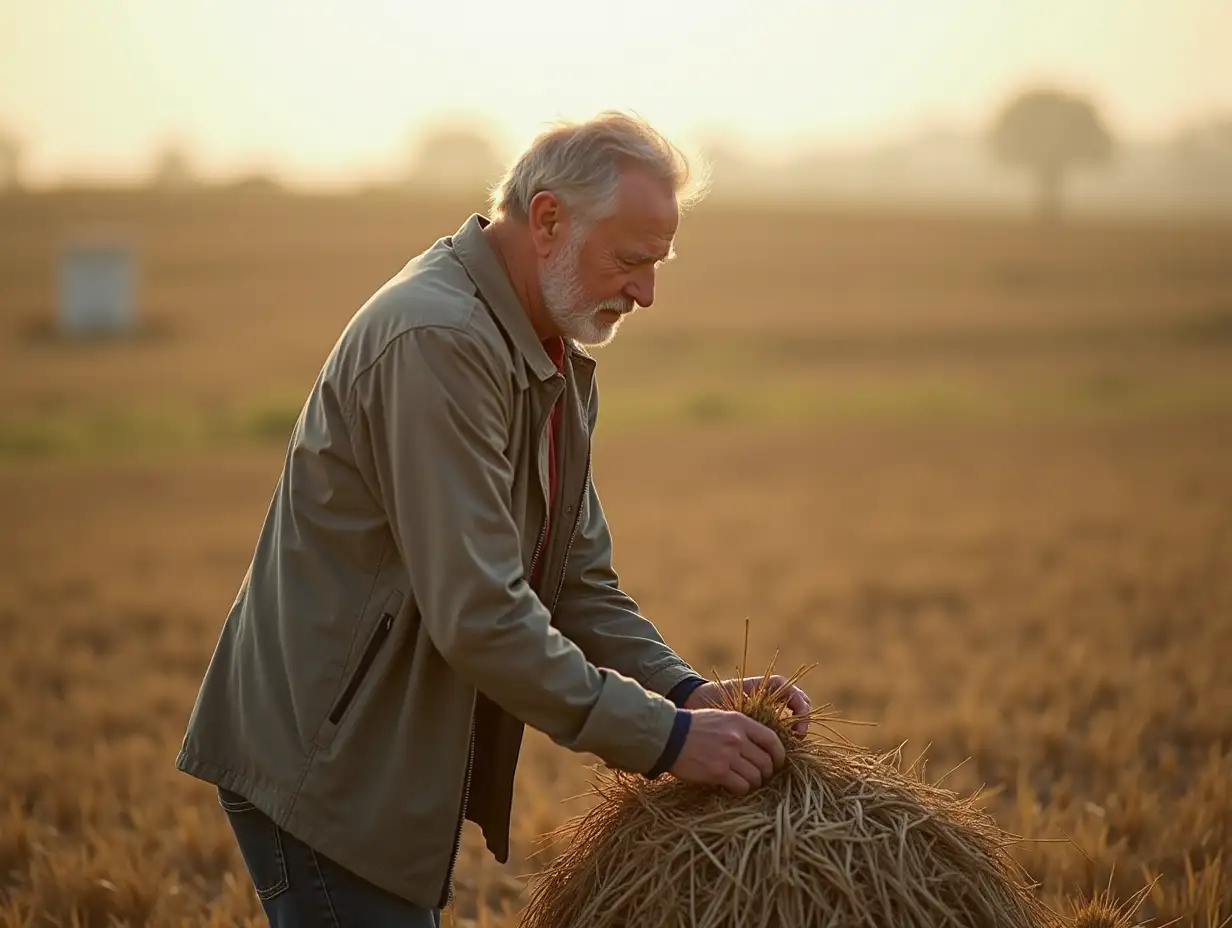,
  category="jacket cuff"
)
[642,661,704,699]
[646,708,691,779]
[665,675,708,708]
